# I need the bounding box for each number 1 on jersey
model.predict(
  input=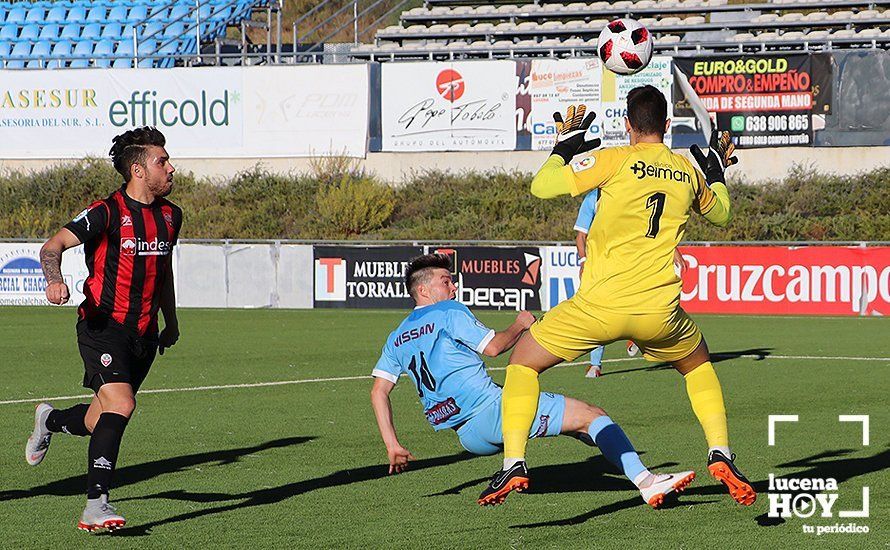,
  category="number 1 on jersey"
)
[645,192,666,238]
[407,352,436,397]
